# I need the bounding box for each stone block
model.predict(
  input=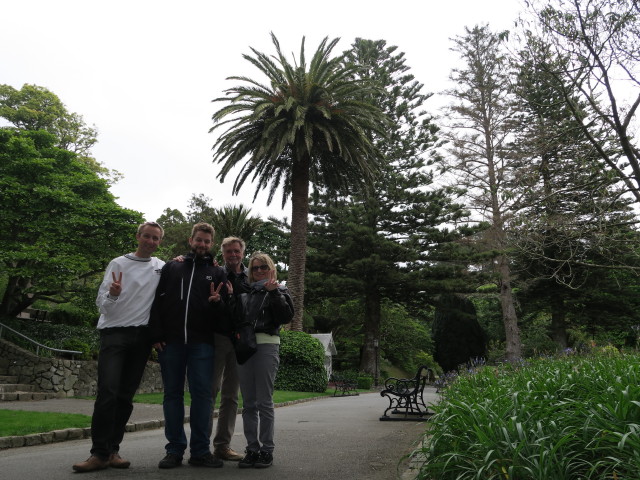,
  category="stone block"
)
[64,375,77,390]
[66,428,84,440]
[24,434,43,446]
[135,420,162,431]
[10,436,25,448]
[52,429,69,442]
[0,437,14,449]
